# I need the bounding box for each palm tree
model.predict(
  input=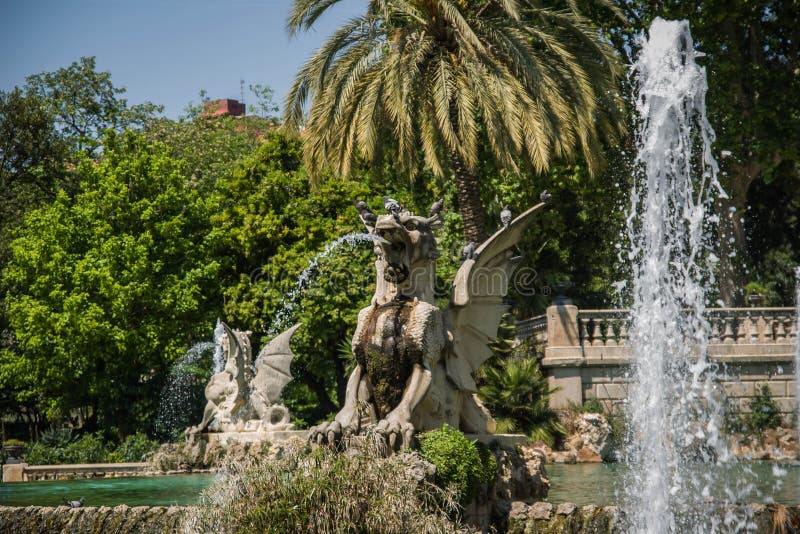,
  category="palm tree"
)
[285,0,624,243]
